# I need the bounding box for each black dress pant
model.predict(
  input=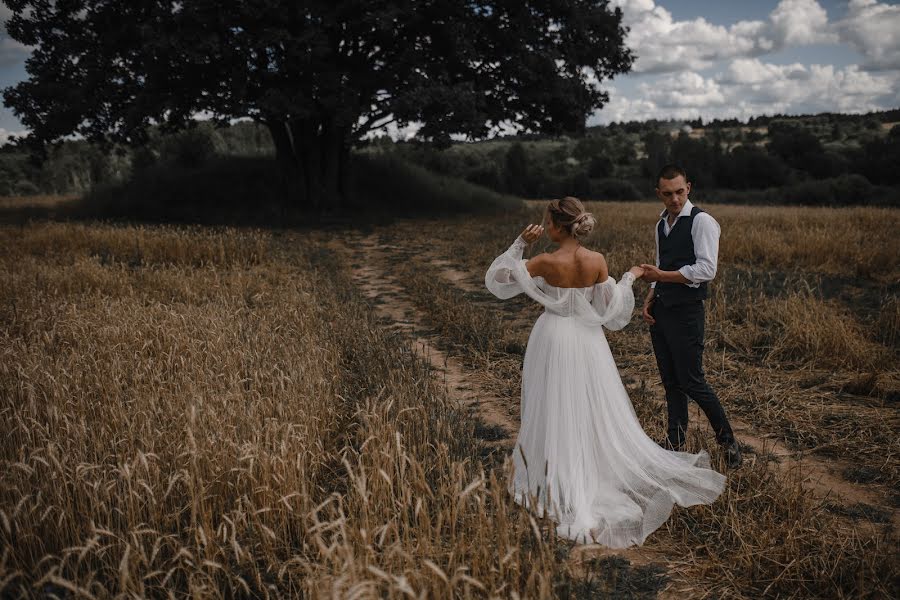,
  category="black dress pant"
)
[649,298,735,448]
